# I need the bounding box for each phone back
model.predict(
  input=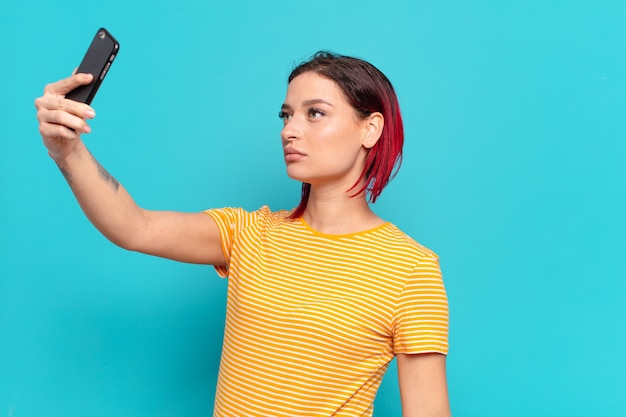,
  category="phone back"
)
[66,28,119,104]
